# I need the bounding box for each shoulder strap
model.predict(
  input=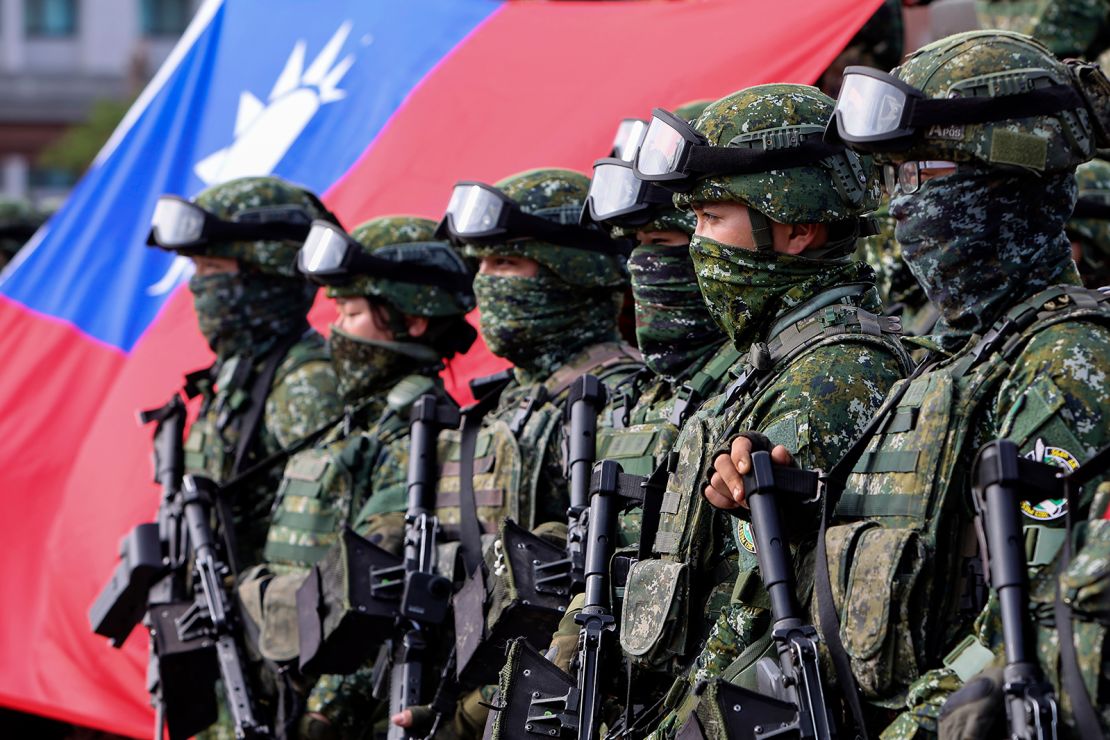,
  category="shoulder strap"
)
[231,331,305,476]
[458,372,514,576]
[669,343,743,426]
[543,342,643,399]
[953,284,1110,377]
